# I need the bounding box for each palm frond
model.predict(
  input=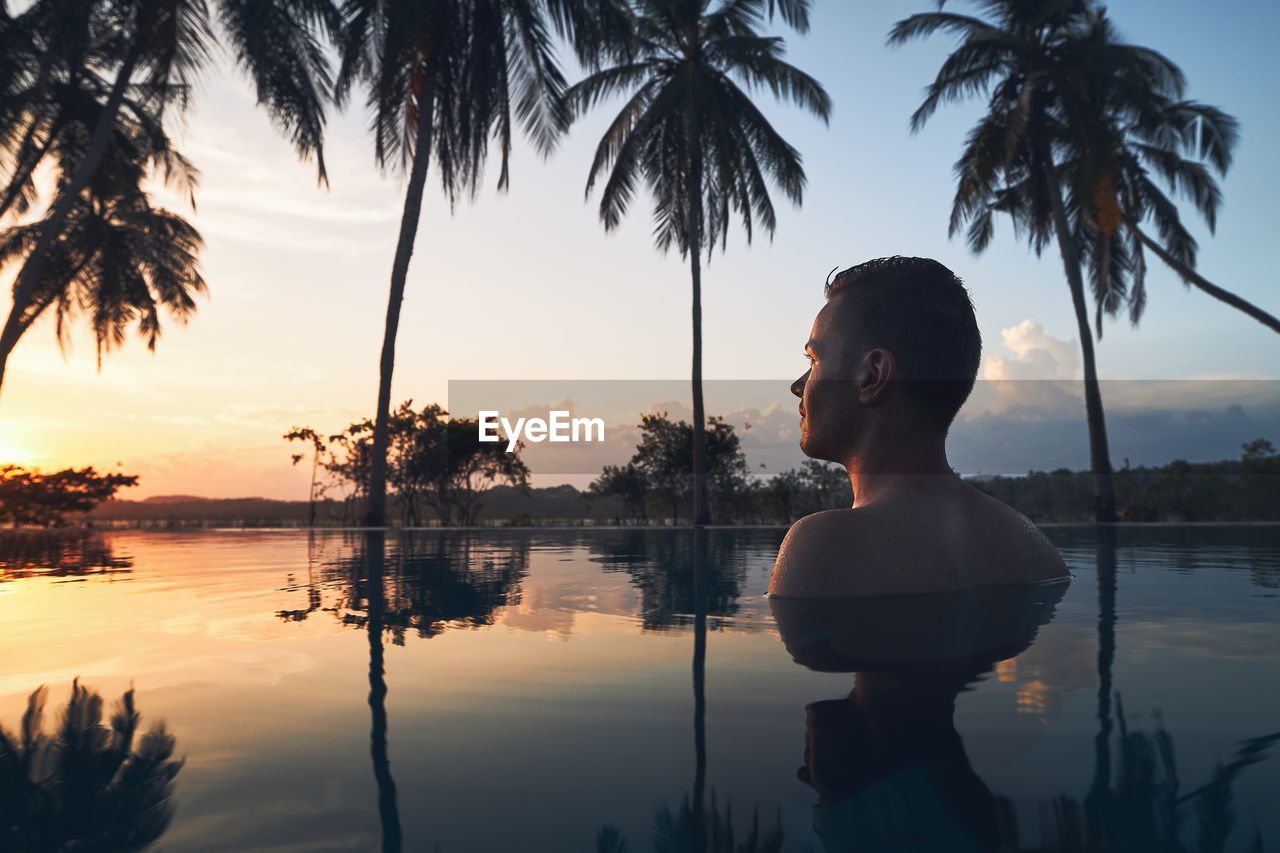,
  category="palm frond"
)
[217,0,338,185]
